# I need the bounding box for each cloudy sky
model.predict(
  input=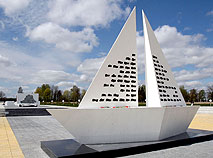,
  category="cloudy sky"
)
[0,0,212,97]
